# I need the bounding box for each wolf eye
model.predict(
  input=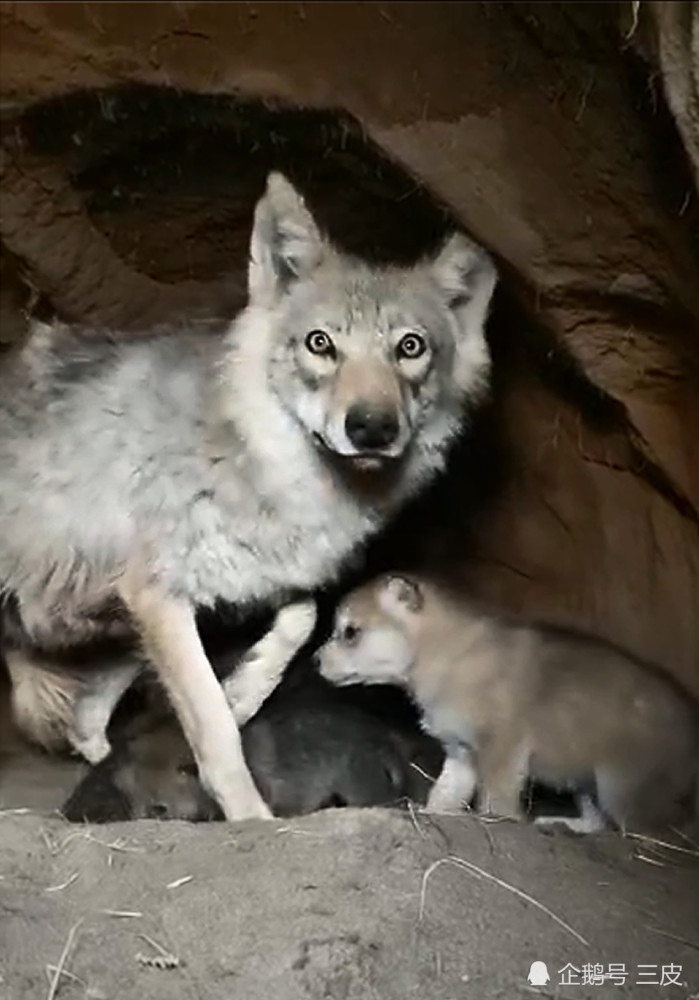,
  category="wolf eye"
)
[396,333,427,360]
[340,623,361,646]
[305,330,336,358]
